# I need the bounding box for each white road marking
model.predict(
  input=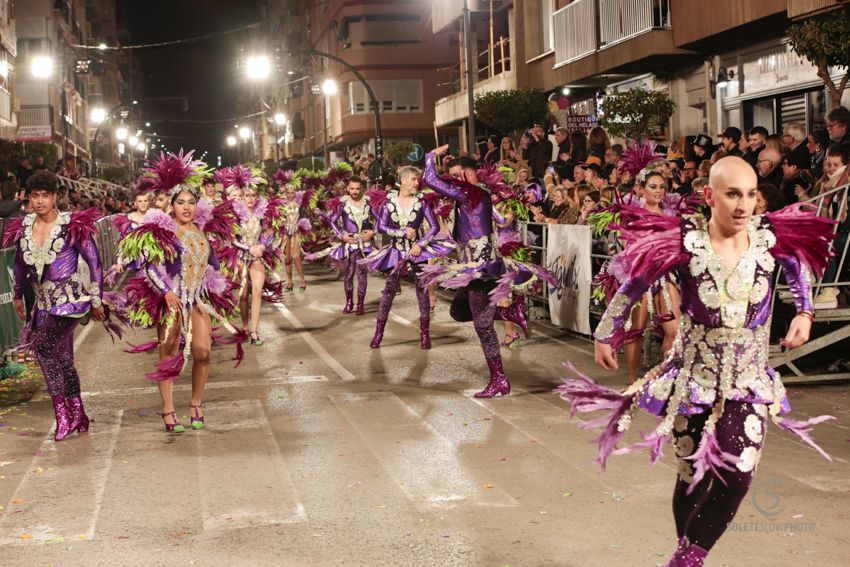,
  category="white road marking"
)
[330,391,519,510]
[0,410,123,545]
[82,375,327,398]
[197,399,307,531]
[273,303,357,381]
